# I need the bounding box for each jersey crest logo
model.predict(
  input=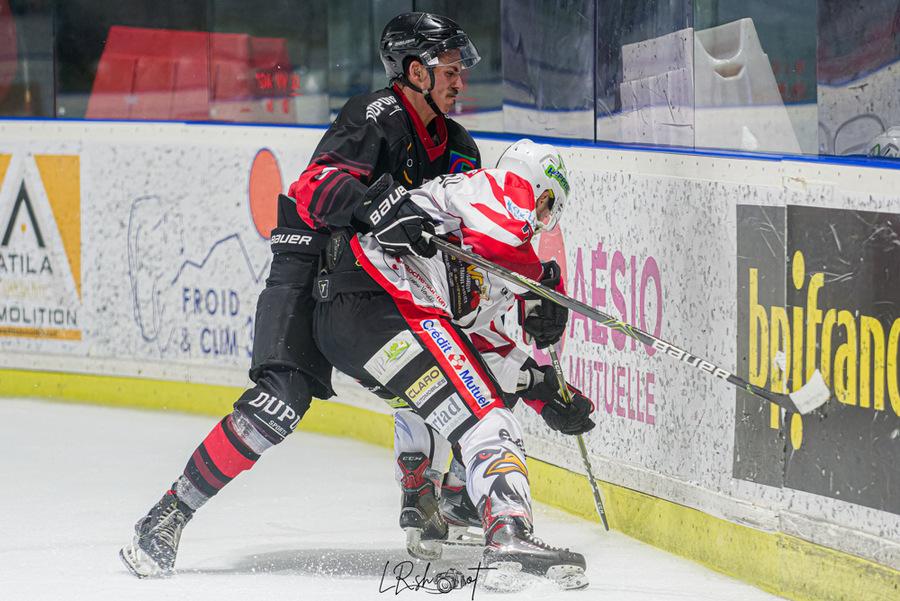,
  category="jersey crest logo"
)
[449,150,477,173]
